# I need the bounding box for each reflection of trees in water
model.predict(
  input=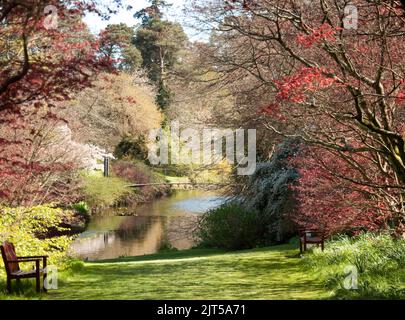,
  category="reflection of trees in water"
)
[74,218,166,260]
[71,214,200,260]
[113,215,197,251]
[69,231,116,258]
[165,215,198,248]
[115,216,167,240]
